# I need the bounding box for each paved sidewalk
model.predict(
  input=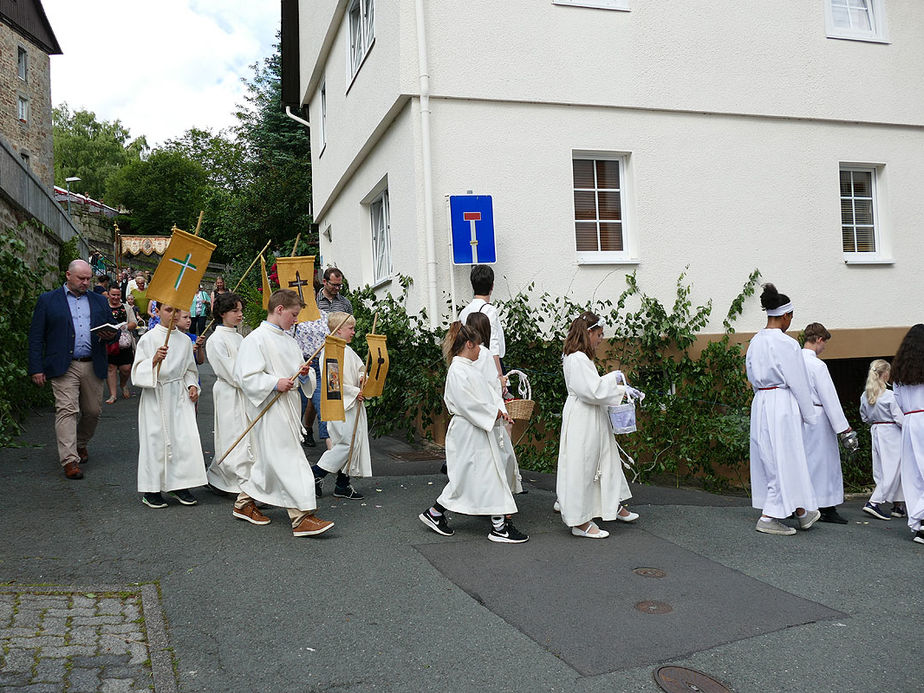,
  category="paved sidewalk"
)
[2,363,922,692]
